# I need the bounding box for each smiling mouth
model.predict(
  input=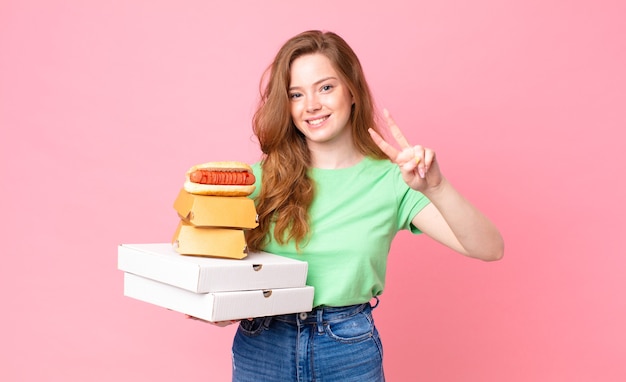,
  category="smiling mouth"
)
[307,116,329,126]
